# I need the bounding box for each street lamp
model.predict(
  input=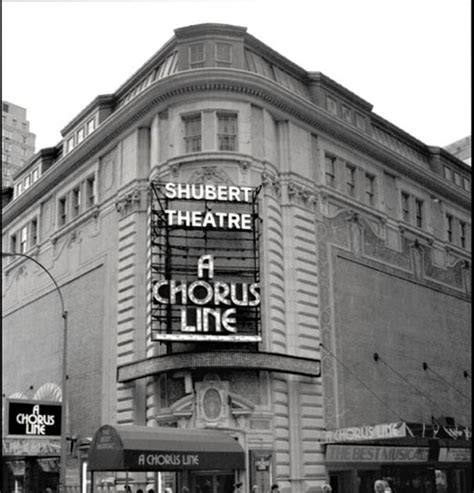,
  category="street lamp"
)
[2,251,69,493]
